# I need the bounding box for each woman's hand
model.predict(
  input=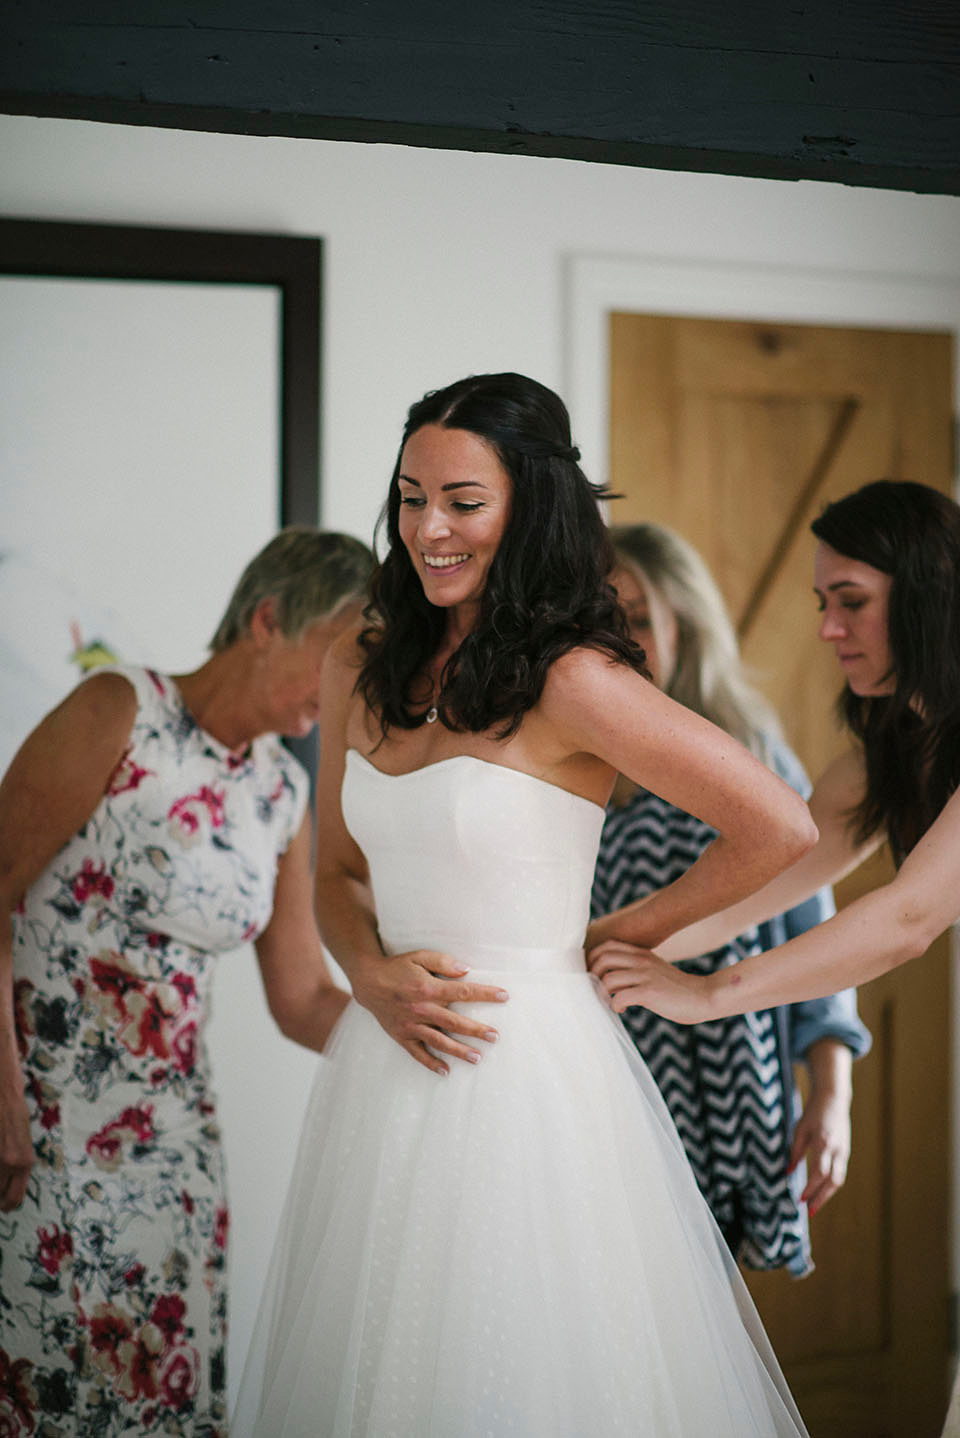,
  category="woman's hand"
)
[349,949,508,1077]
[788,1038,853,1216]
[0,1088,33,1211]
[788,1094,850,1216]
[588,939,716,1025]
